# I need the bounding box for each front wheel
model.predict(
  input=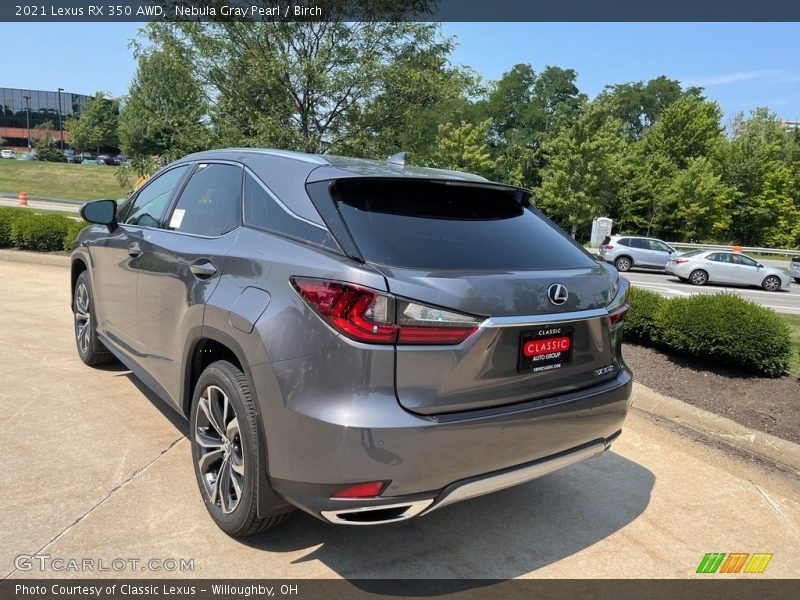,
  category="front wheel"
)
[190,360,291,537]
[762,275,782,292]
[689,270,708,286]
[73,271,116,366]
